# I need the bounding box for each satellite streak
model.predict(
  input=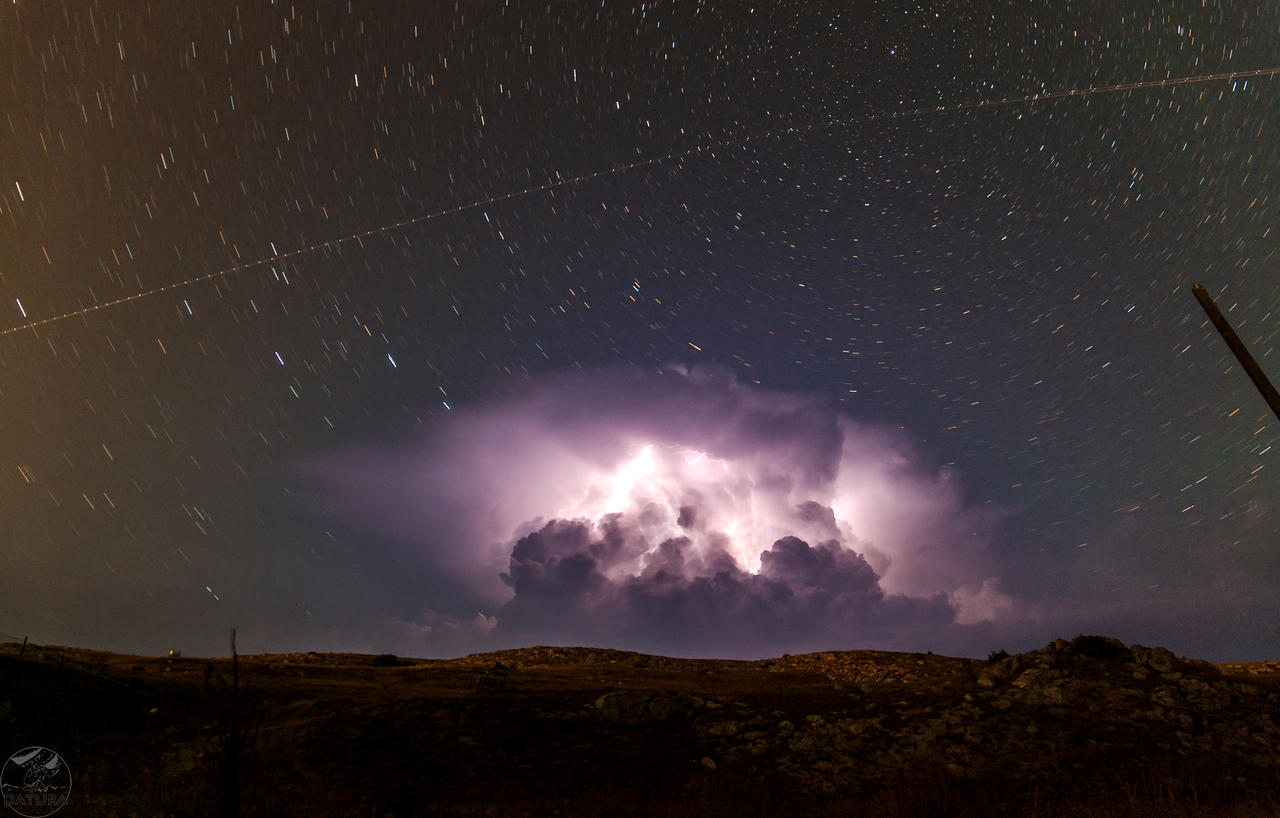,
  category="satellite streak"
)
[4,66,1278,338]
